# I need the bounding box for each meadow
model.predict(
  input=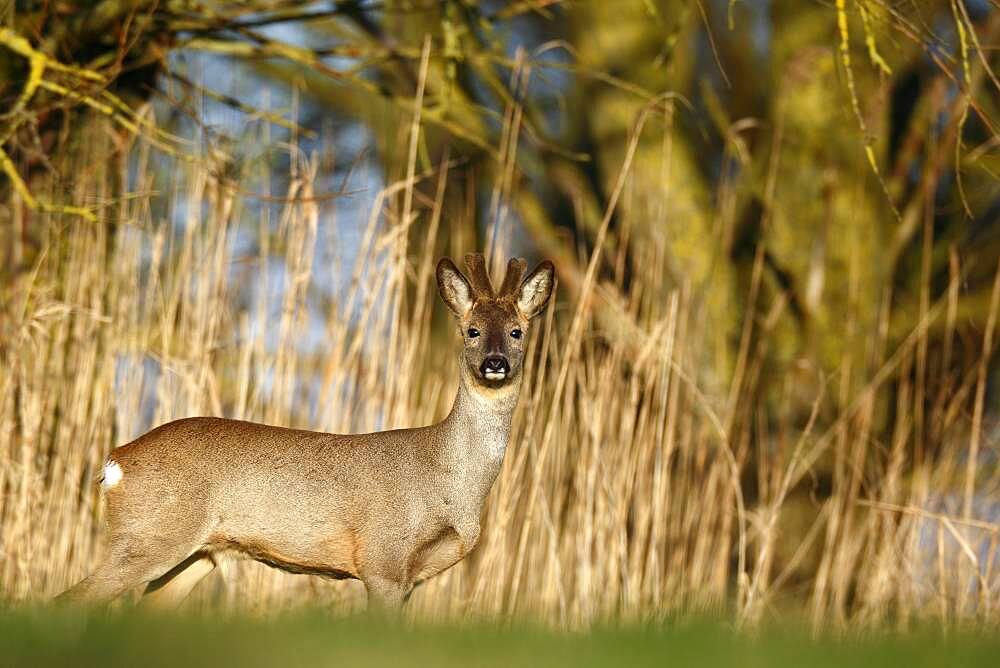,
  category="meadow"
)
[2,610,1000,667]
